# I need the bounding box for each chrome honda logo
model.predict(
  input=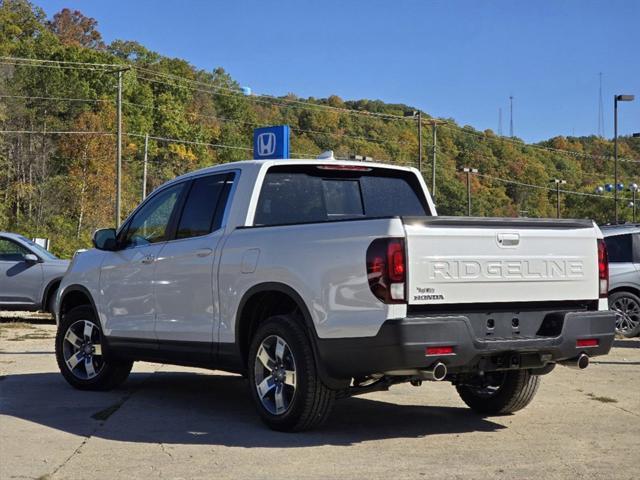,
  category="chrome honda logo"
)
[257,132,276,156]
